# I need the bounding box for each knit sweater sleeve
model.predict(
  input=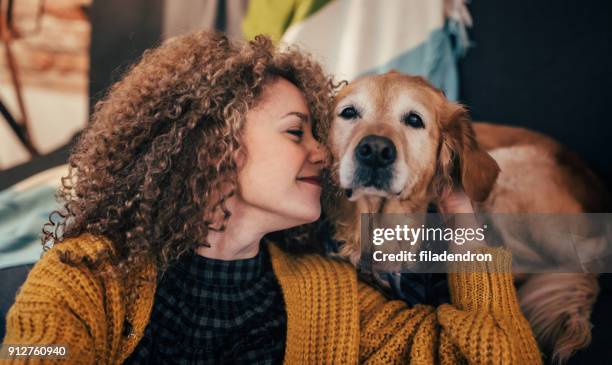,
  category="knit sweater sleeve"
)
[2,240,108,364]
[358,247,543,364]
